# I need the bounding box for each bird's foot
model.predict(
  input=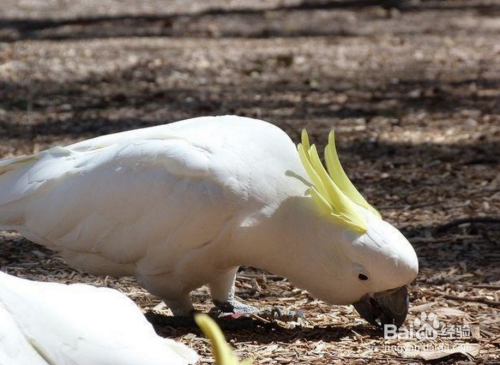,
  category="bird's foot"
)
[256,306,305,322]
[212,300,304,323]
[212,299,259,319]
